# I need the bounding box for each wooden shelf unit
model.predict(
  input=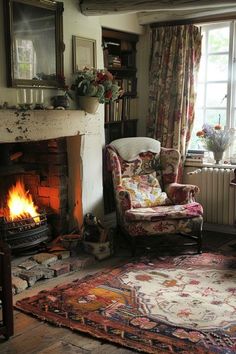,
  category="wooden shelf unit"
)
[102,28,139,214]
[102,28,138,101]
